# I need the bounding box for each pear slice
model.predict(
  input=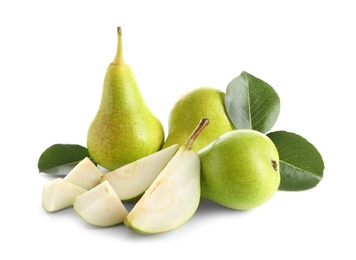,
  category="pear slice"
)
[124,118,209,234]
[73,181,128,227]
[101,144,179,201]
[42,178,87,212]
[64,157,103,190]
